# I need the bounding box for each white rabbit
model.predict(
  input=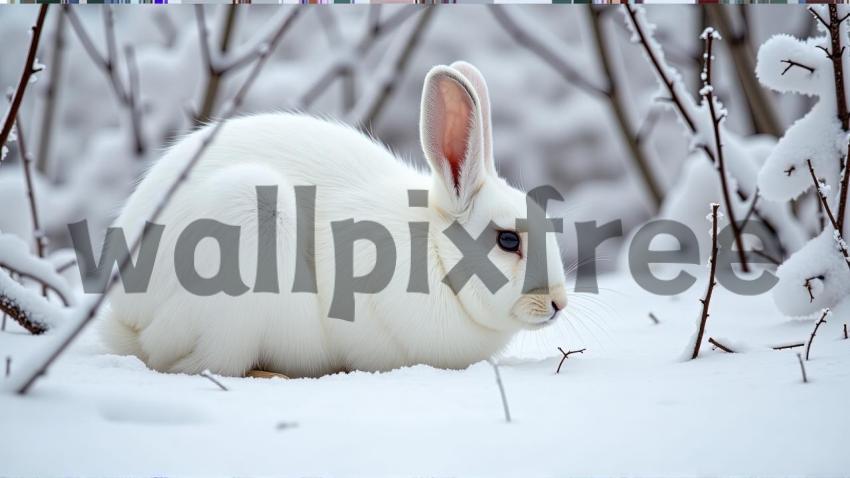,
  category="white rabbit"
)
[101,62,568,378]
